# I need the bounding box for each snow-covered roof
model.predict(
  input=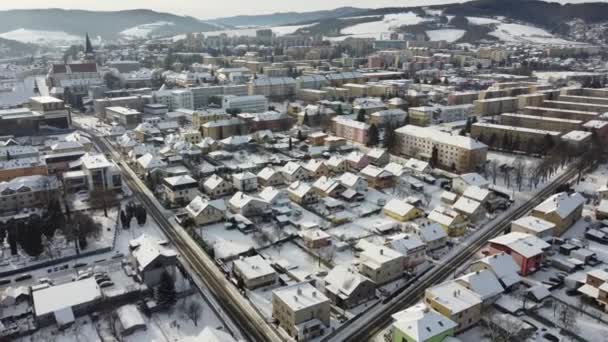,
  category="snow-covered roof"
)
[273,282,329,311]
[0,175,60,193]
[116,304,146,332]
[163,175,197,187]
[233,171,256,181]
[356,240,403,267]
[324,265,369,297]
[404,158,430,173]
[287,181,313,198]
[528,285,551,301]
[313,176,341,193]
[360,164,392,178]
[428,206,461,227]
[453,197,482,215]
[281,161,303,175]
[533,192,585,219]
[229,191,268,209]
[80,153,112,169]
[303,159,326,173]
[137,153,167,170]
[257,166,278,181]
[233,255,276,281]
[476,252,521,288]
[301,228,330,241]
[388,234,426,255]
[258,186,285,203]
[426,281,482,314]
[396,125,487,150]
[130,234,177,272]
[384,162,405,177]
[204,174,227,190]
[512,216,555,233]
[338,172,365,189]
[415,222,448,243]
[489,232,550,258]
[457,270,504,300]
[458,173,489,187]
[32,278,102,317]
[186,196,226,216]
[462,186,490,202]
[190,327,238,342]
[392,304,457,341]
[384,199,418,218]
[366,148,387,160]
